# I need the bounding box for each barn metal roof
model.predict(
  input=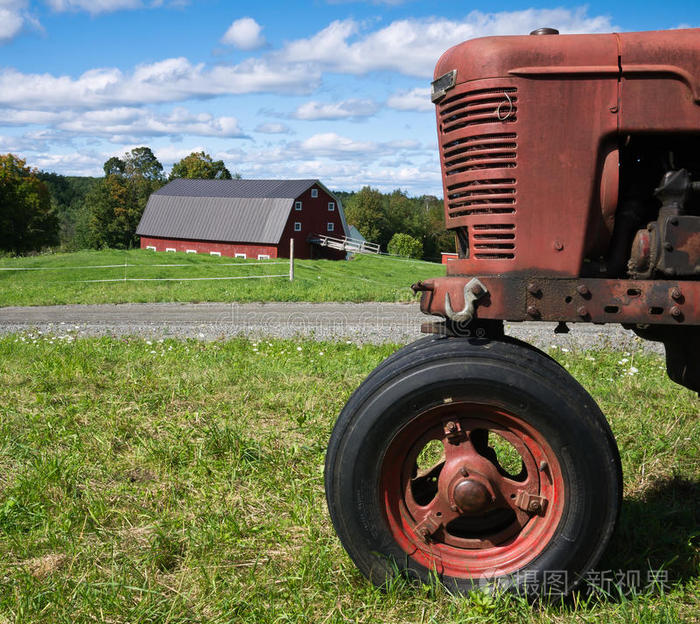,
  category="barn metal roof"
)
[136,179,321,245]
[151,178,318,199]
